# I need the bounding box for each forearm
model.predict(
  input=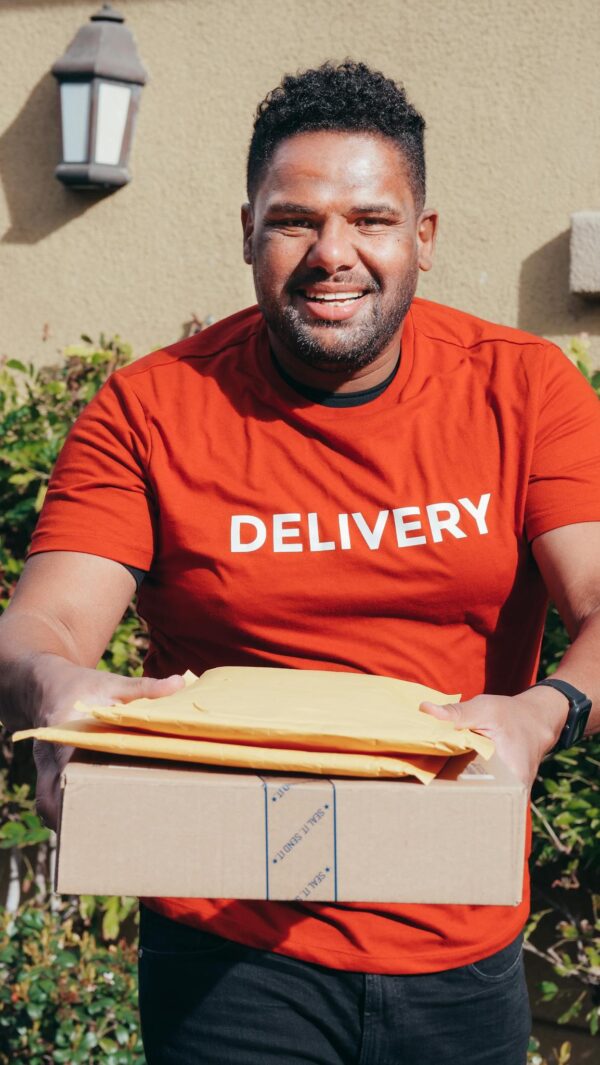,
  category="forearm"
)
[498,609,600,768]
[0,553,181,830]
[529,524,600,745]
[0,552,143,732]
[544,606,600,740]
